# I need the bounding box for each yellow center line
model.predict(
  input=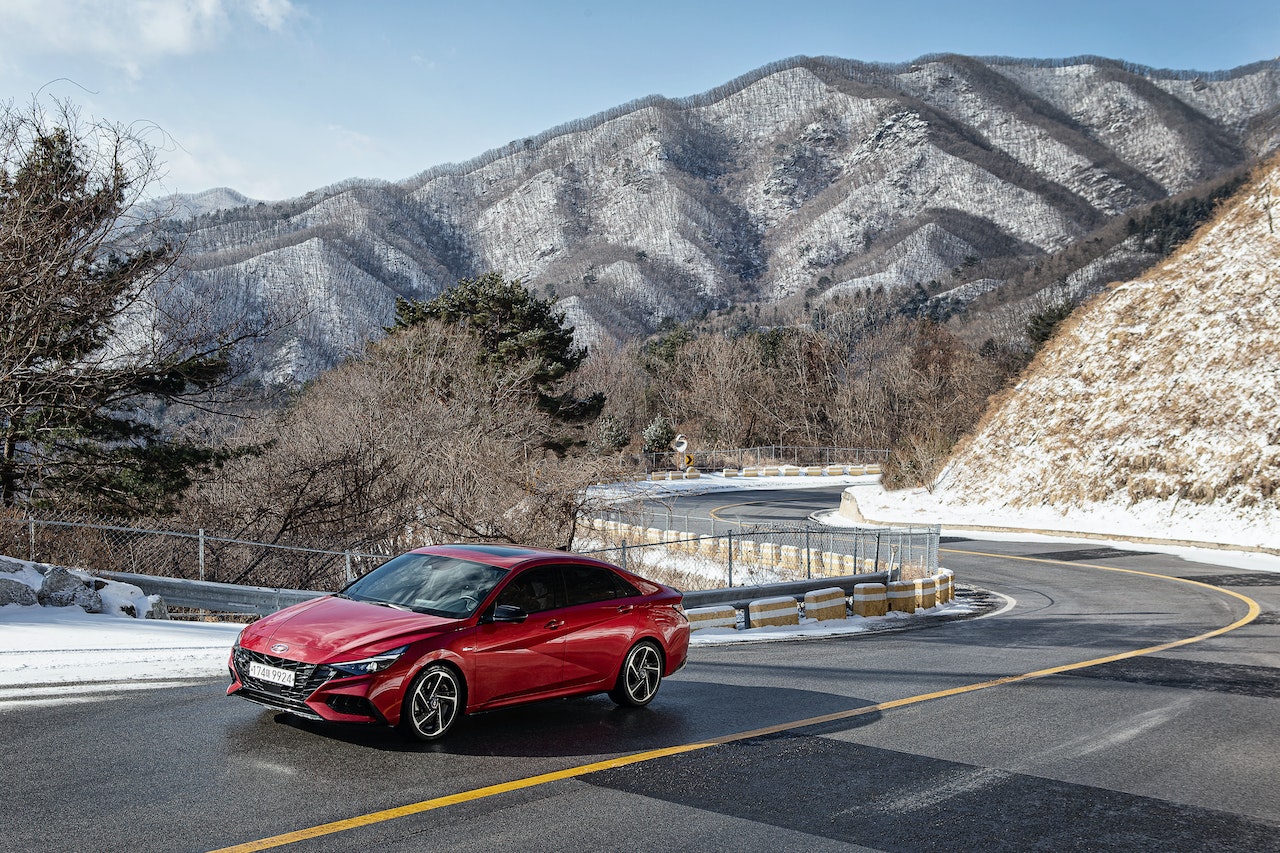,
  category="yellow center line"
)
[210,551,1261,853]
[707,499,765,523]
